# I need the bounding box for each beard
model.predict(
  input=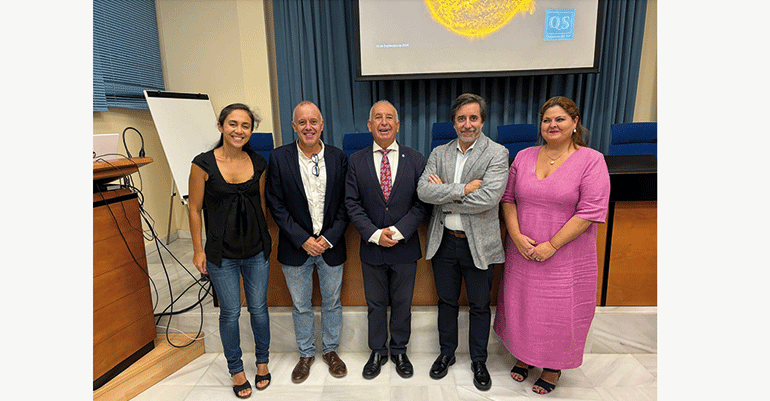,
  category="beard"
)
[458,128,481,144]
